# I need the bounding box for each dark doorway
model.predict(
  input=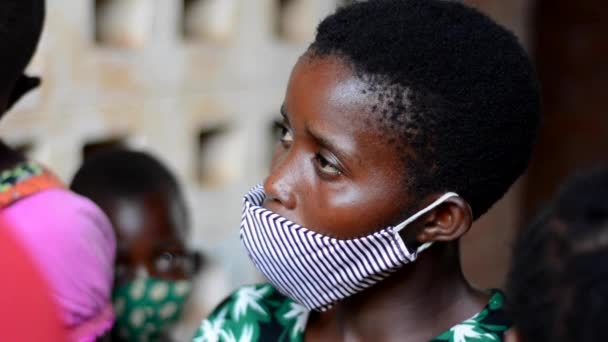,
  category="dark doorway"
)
[524,0,608,217]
